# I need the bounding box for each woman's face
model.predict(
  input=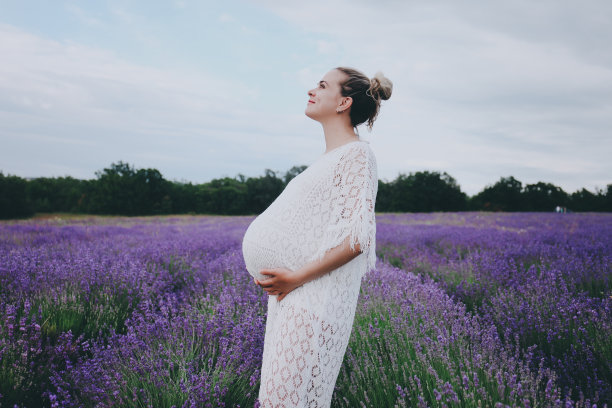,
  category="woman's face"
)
[305,69,348,122]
